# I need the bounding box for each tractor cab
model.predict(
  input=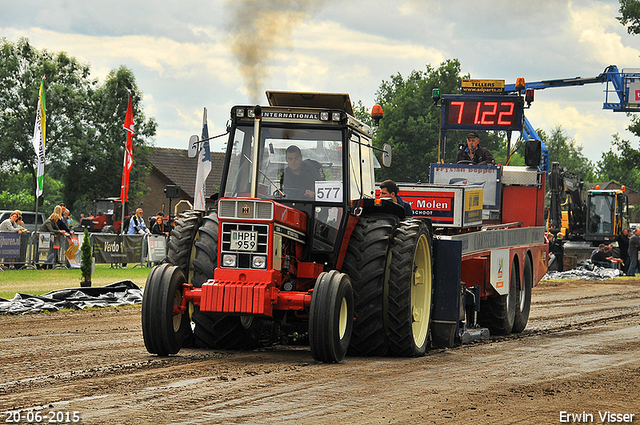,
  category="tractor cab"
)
[218,91,386,266]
